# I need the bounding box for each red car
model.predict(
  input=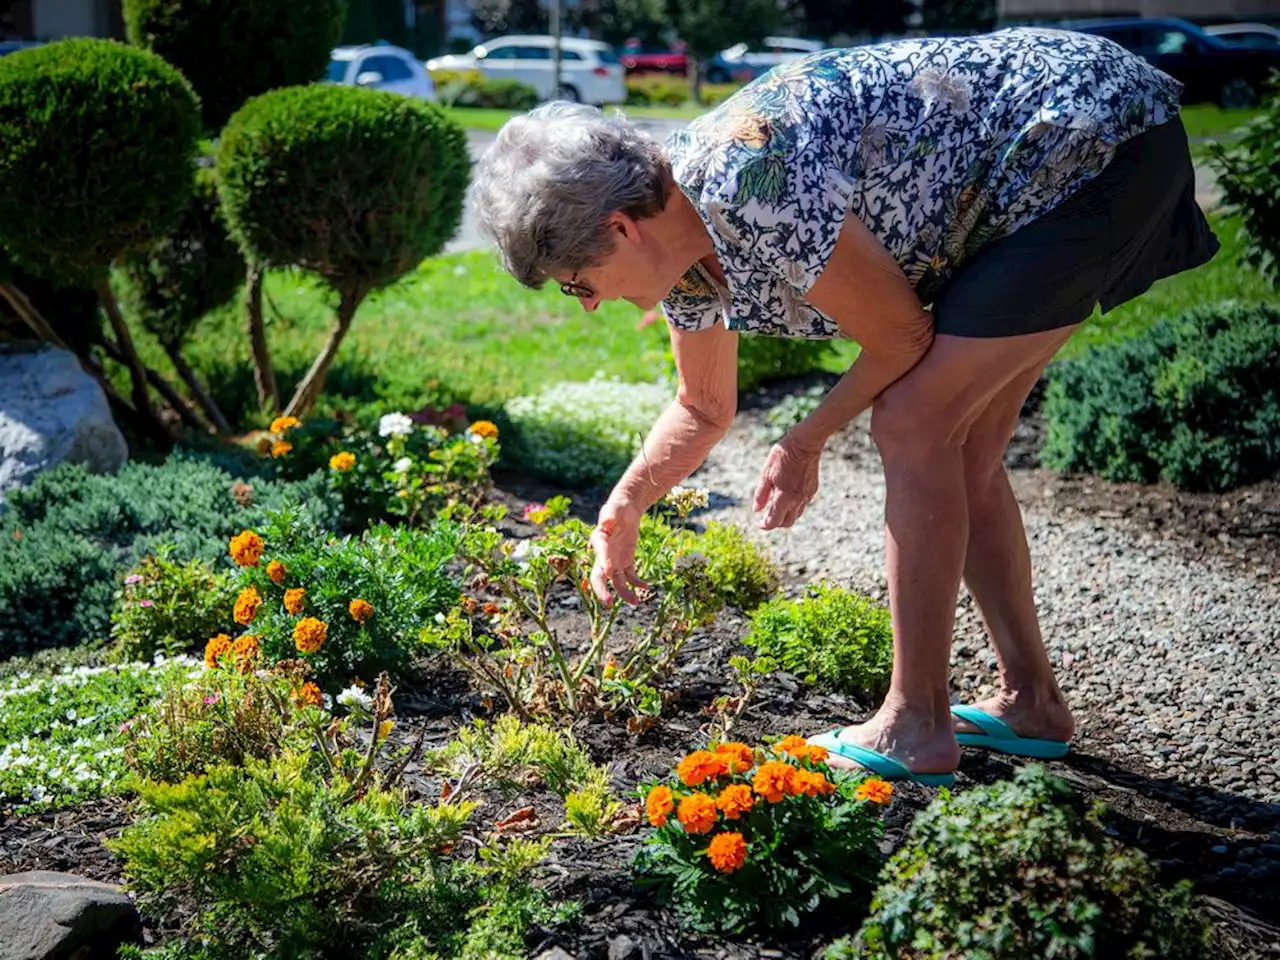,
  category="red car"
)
[619,39,688,76]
